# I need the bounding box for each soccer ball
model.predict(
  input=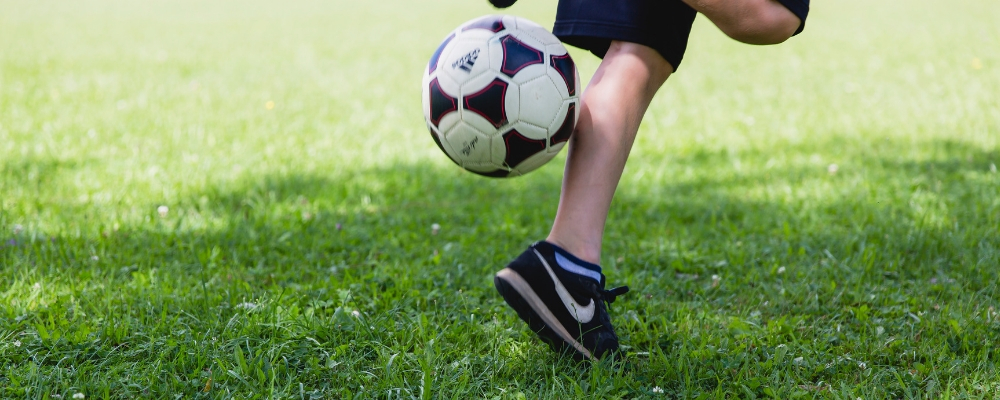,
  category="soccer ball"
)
[422,15,580,178]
